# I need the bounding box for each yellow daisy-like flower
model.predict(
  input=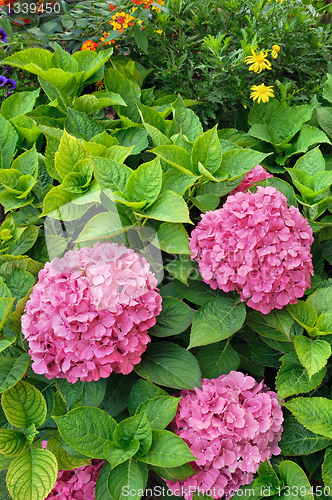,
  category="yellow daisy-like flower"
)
[271,44,280,59]
[151,0,164,13]
[272,44,280,52]
[267,0,284,3]
[250,84,274,103]
[155,29,165,35]
[244,49,272,73]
